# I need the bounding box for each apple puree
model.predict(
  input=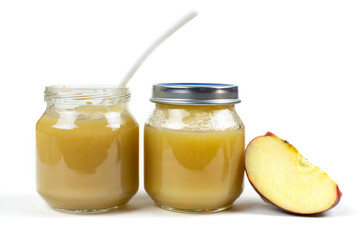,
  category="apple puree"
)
[144,120,245,211]
[36,105,139,211]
